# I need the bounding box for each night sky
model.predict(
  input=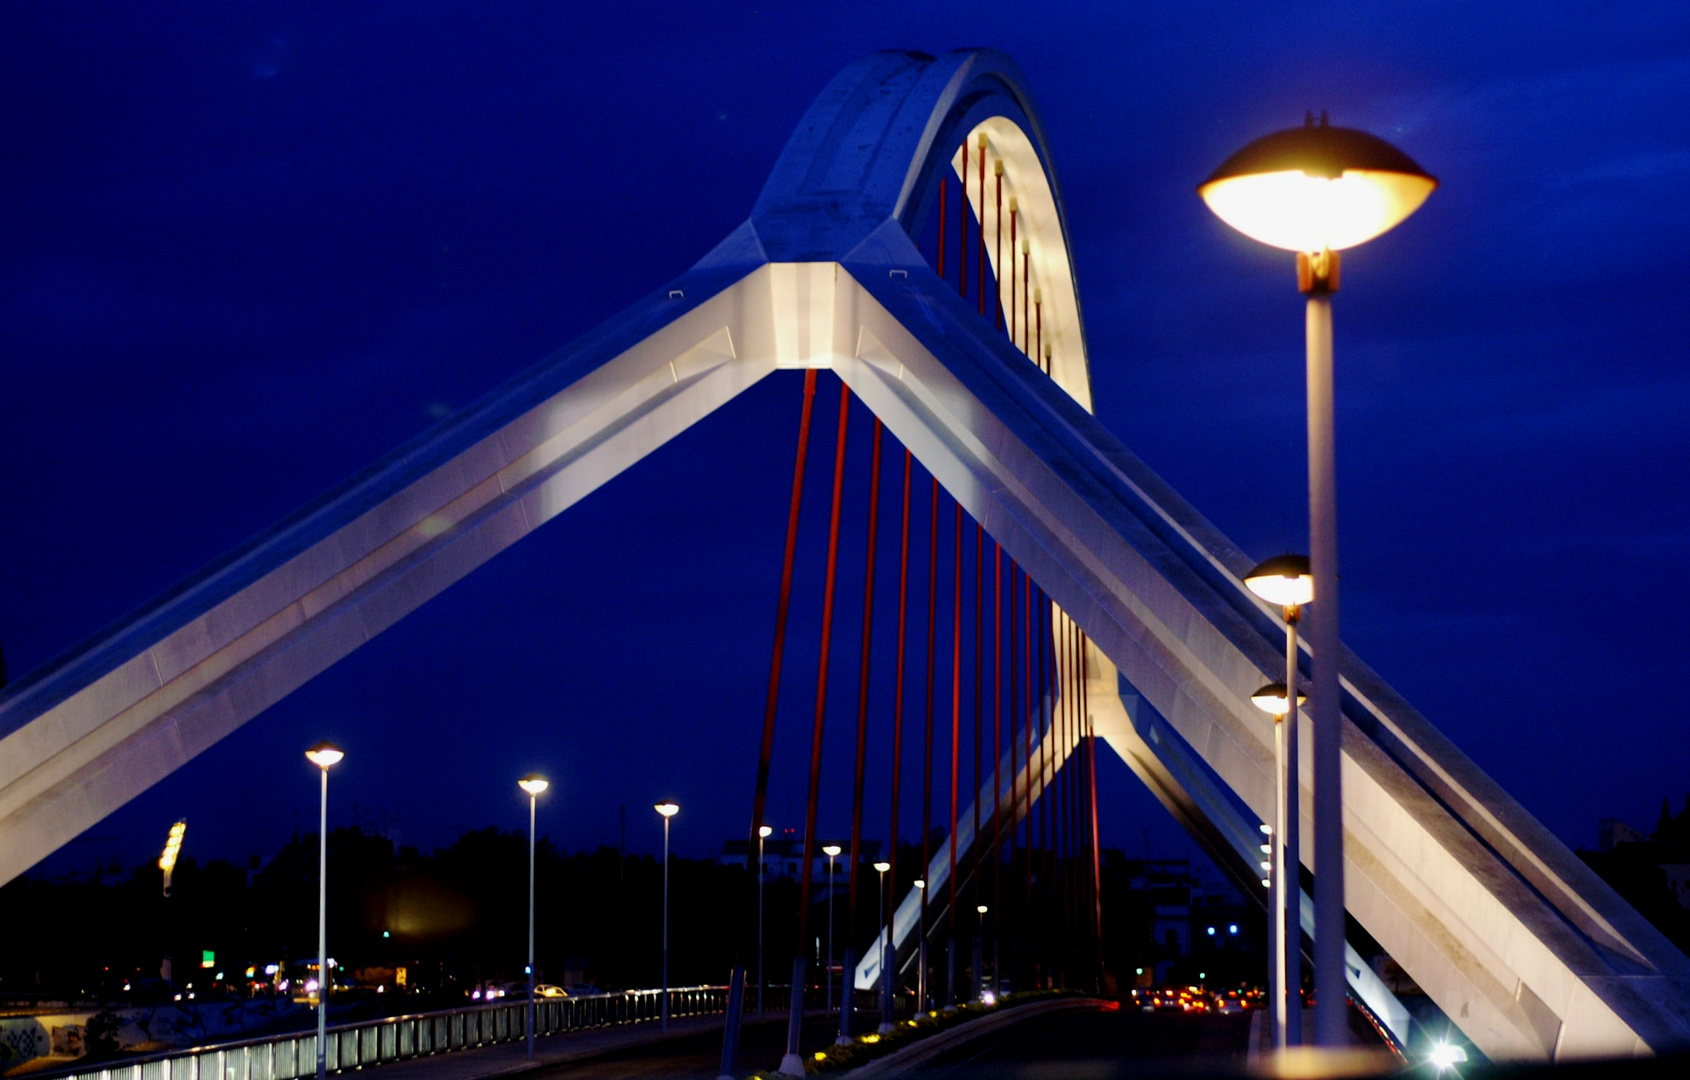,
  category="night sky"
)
[3,2,1688,882]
